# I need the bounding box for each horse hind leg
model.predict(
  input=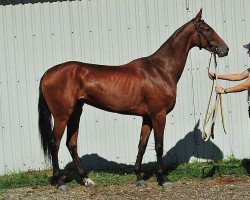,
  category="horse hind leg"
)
[51,117,68,191]
[134,116,152,187]
[66,101,95,187]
